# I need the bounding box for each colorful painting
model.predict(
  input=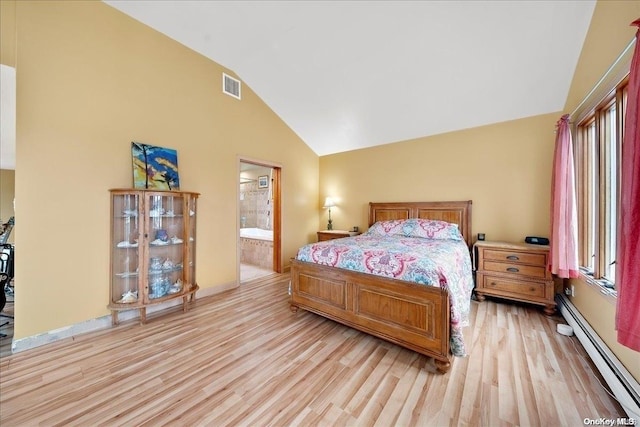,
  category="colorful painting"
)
[131,142,180,190]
